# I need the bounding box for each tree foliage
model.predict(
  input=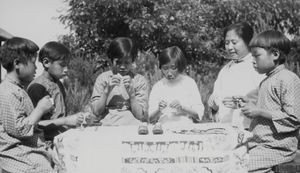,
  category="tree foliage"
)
[59,0,300,78]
